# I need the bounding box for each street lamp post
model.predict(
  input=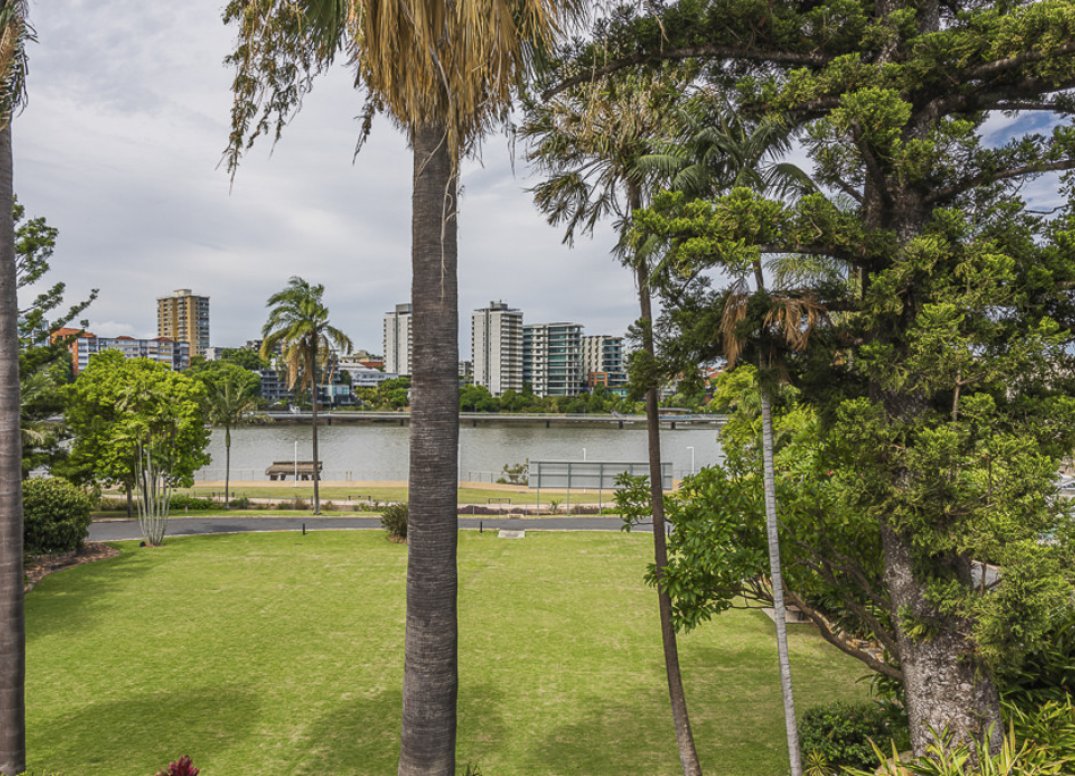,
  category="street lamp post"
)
[293,440,299,487]
[687,446,695,476]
